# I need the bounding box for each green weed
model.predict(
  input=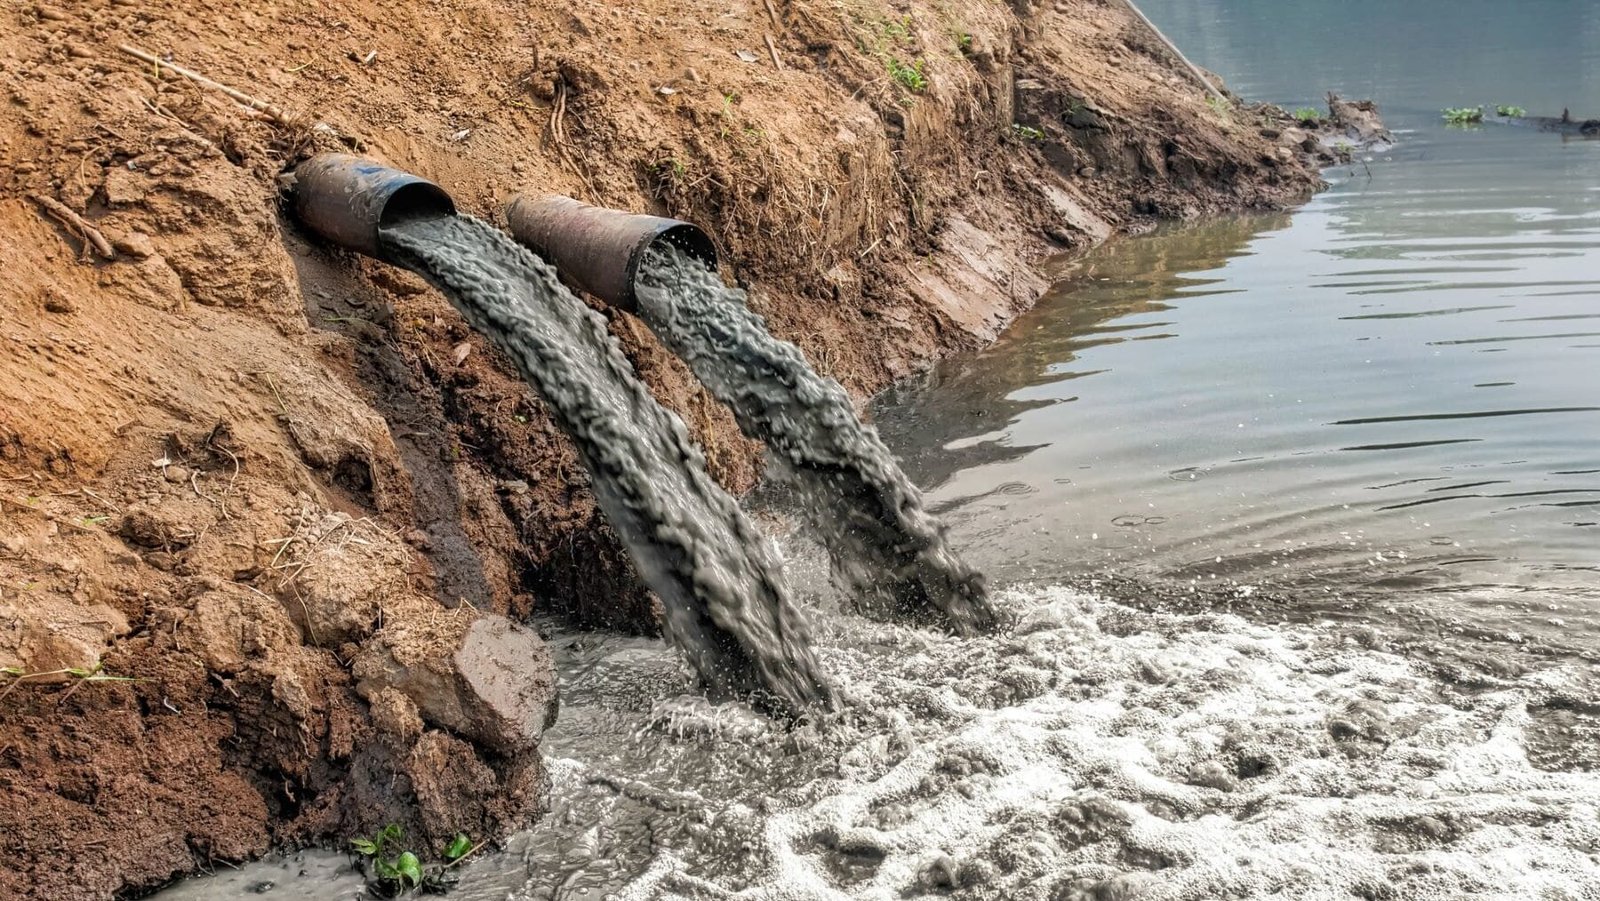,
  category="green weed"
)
[1495,104,1526,118]
[888,56,927,93]
[1206,95,1233,116]
[1011,123,1045,141]
[1293,107,1322,124]
[350,825,479,896]
[1442,106,1484,125]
